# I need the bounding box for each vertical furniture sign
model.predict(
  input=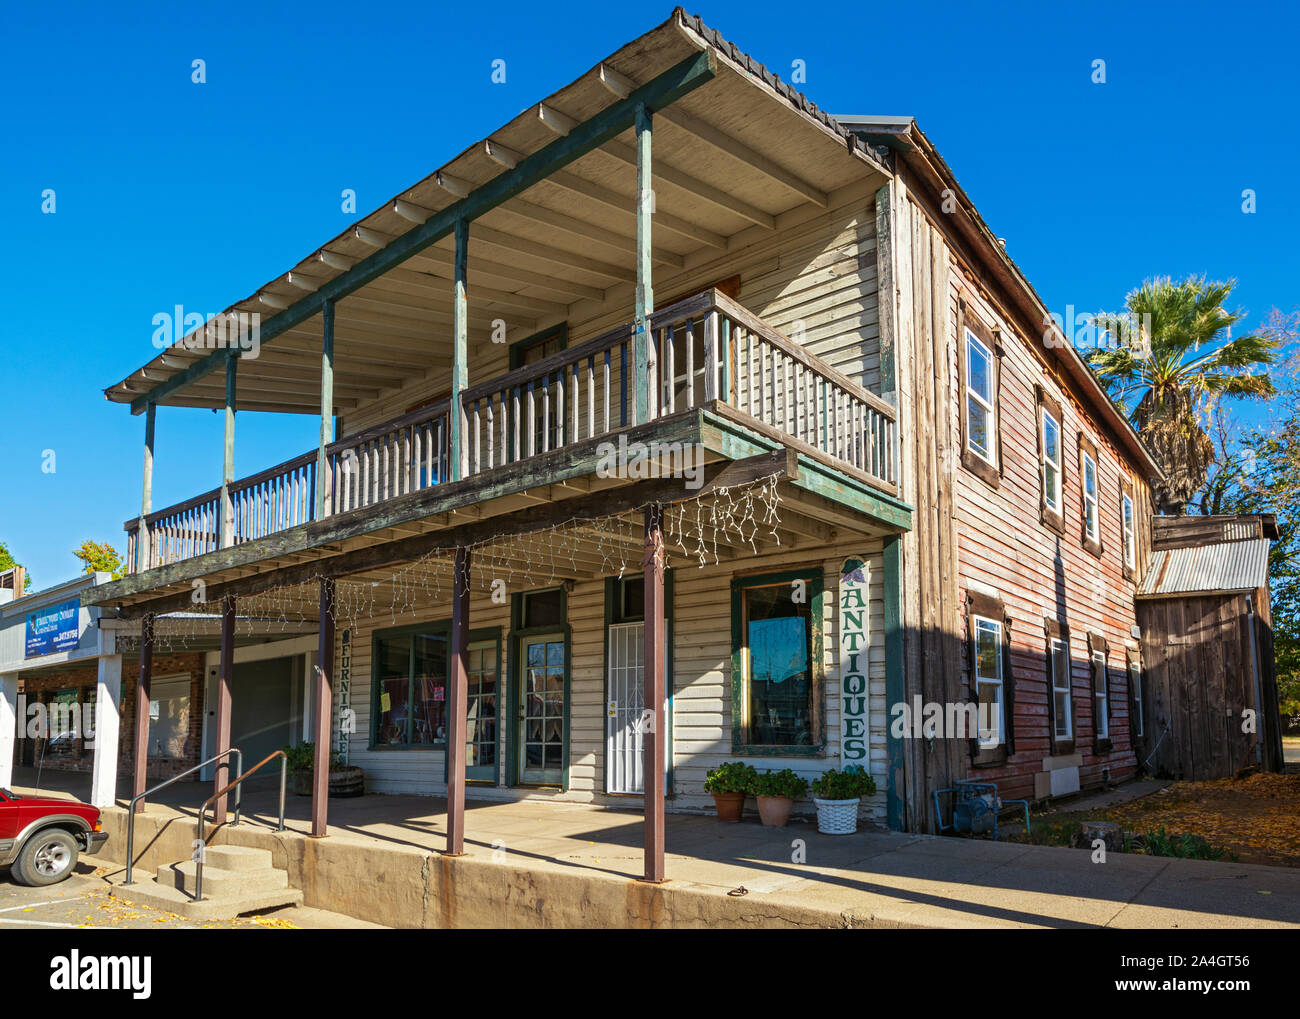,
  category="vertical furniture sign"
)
[839,558,870,766]
[336,629,352,764]
[25,599,81,658]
